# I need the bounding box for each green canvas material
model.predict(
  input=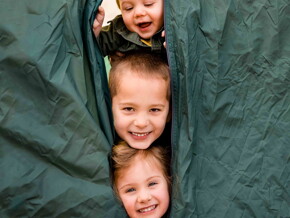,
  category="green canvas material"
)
[0,0,124,217]
[165,0,290,217]
[0,0,289,217]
